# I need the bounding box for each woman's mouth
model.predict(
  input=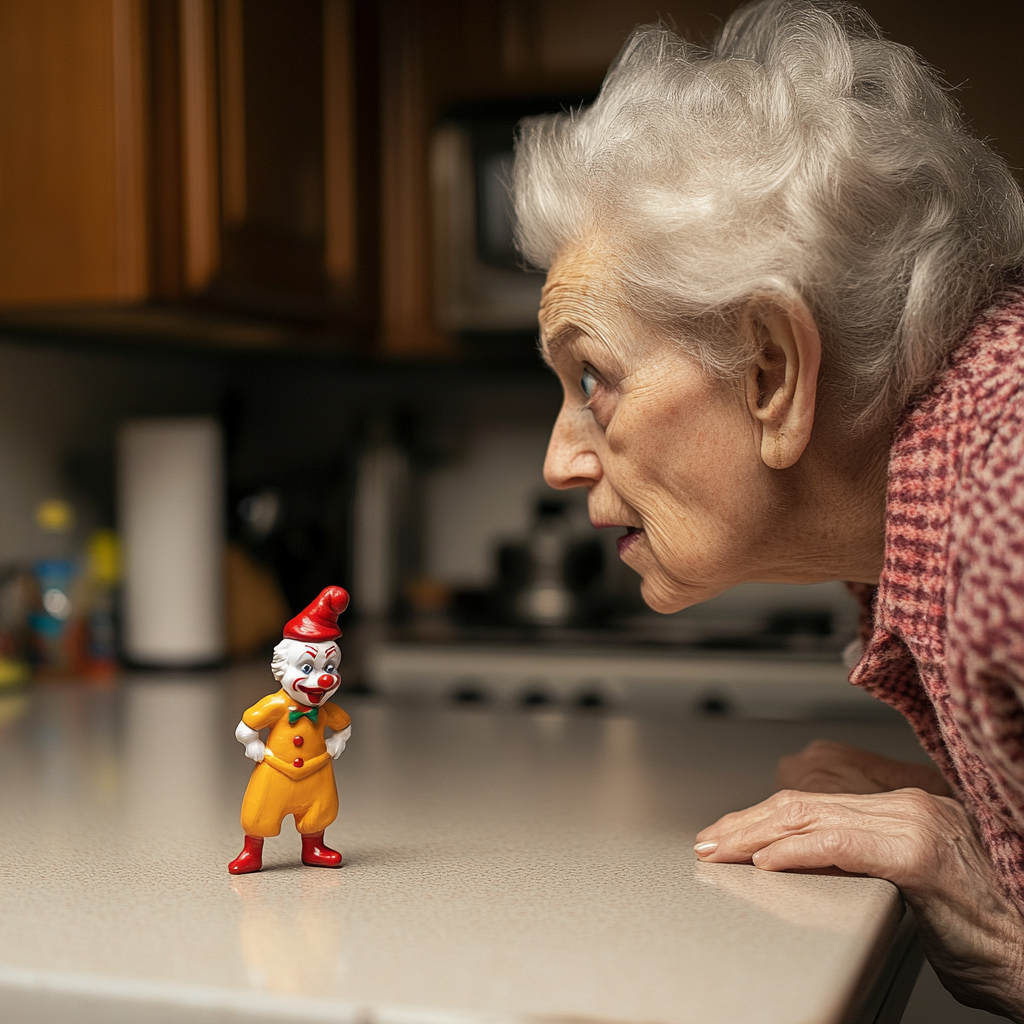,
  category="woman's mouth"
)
[616,526,644,556]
